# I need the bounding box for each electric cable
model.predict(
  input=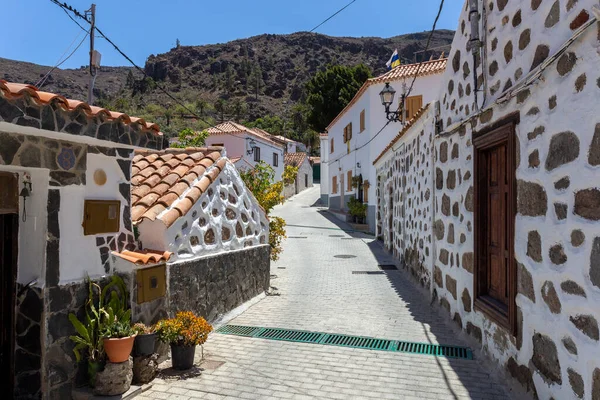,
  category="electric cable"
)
[36,30,89,88]
[309,0,357,33]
